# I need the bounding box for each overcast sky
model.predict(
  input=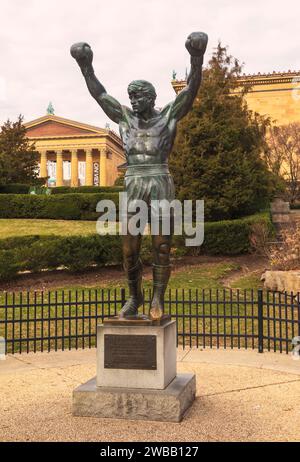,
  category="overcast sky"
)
[1,0,300,132]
